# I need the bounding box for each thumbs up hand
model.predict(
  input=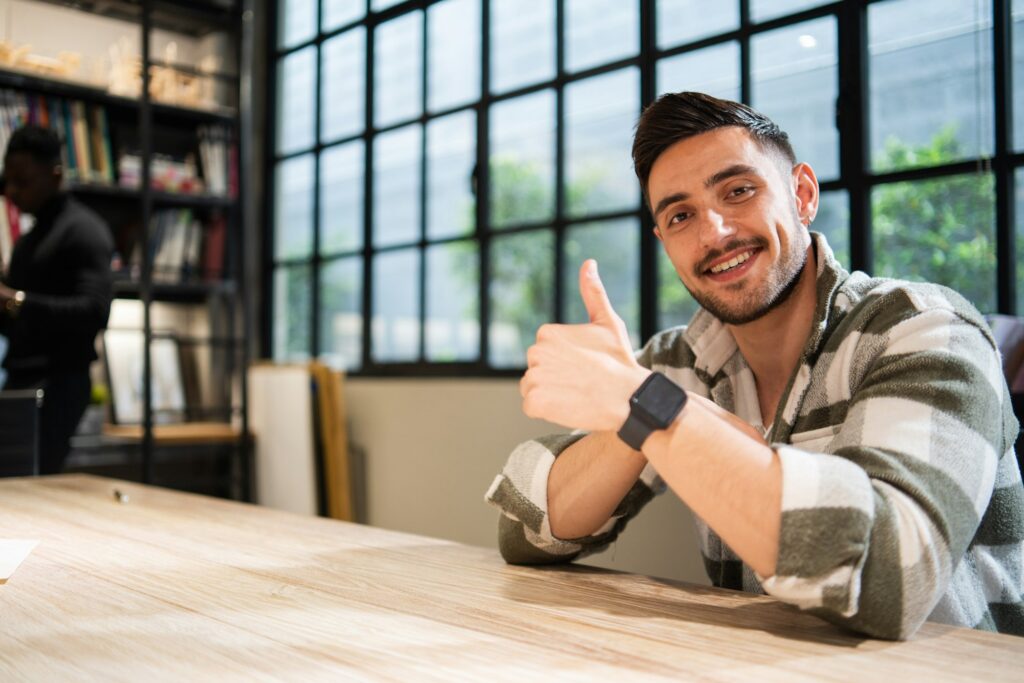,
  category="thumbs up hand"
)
[520,260,651,432]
